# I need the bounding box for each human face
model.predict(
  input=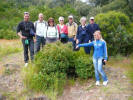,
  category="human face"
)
[24,14,29,22]
[81,20,86,26]
[90,19,94,24]
[69,18,73,24]
[39,15,43,22]
[49,20,54,26]
[60,20,64,25]
[94,33,101,40]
